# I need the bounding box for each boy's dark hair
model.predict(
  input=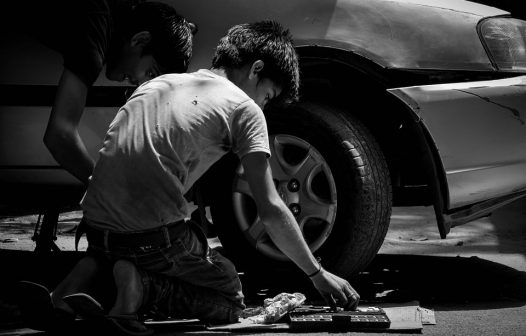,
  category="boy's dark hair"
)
[212,20,300,102]
[128,1,195,74]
